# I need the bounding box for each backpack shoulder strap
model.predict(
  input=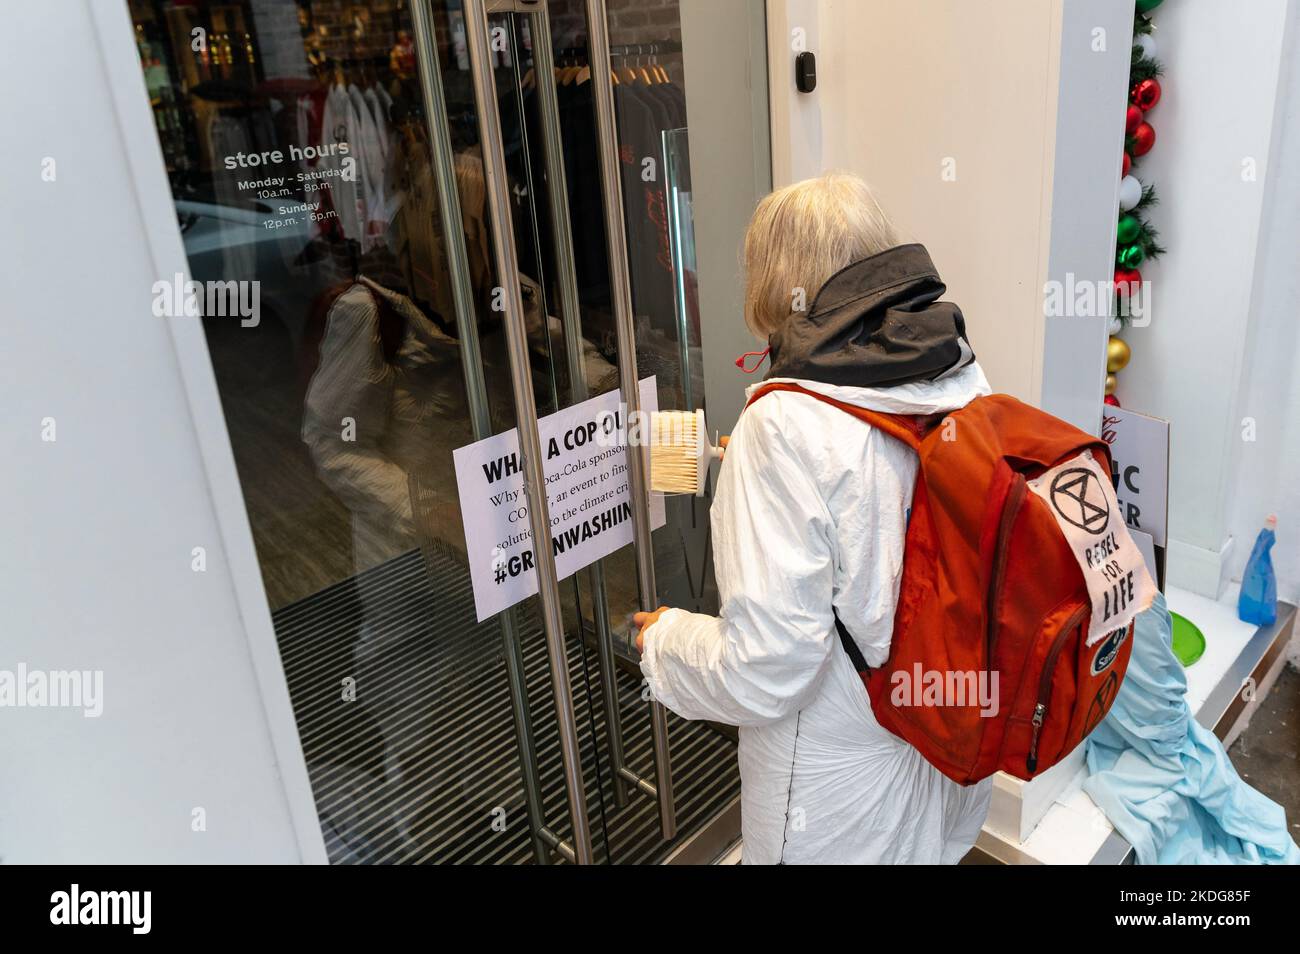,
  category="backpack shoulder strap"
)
[834,611,871,675]
[745,381,937,450]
